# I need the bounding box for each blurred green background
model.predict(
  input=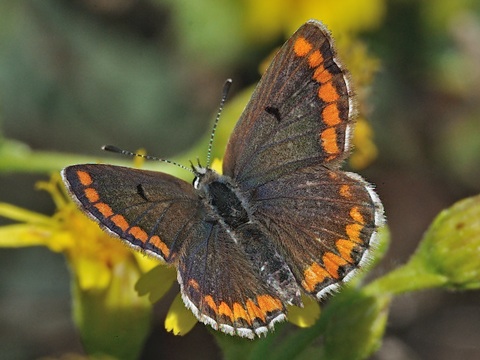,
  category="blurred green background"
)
[1,0,479,359]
